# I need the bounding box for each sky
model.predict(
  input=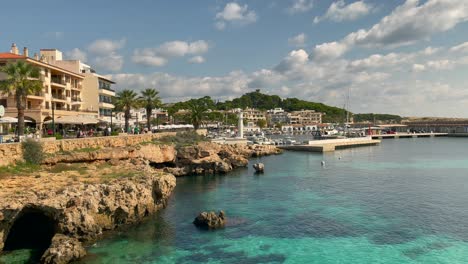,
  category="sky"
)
[1,0,468,117]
